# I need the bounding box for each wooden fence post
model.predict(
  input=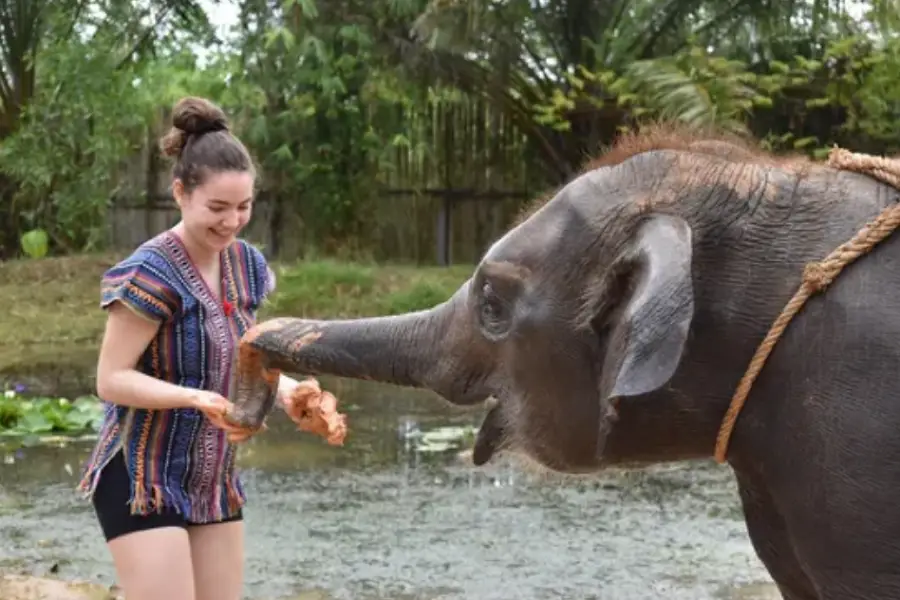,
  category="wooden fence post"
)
[436,192,452,266]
